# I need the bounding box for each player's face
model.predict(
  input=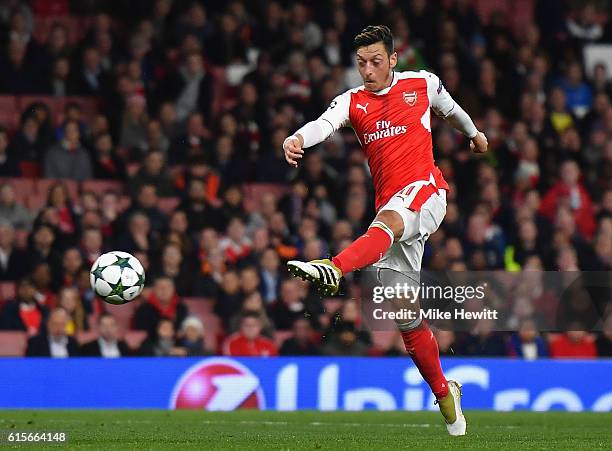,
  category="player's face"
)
[356,42,397,92]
